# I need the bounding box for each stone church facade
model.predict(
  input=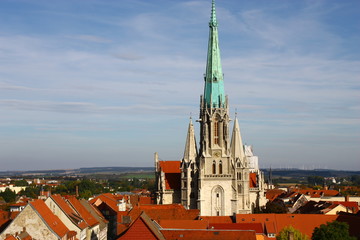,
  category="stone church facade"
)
[155,0,267,216]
